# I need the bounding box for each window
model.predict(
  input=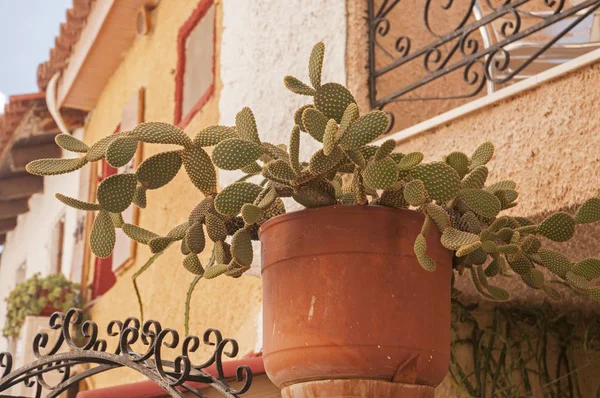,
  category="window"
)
[174,0,216,128]
[366,1,600,133]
